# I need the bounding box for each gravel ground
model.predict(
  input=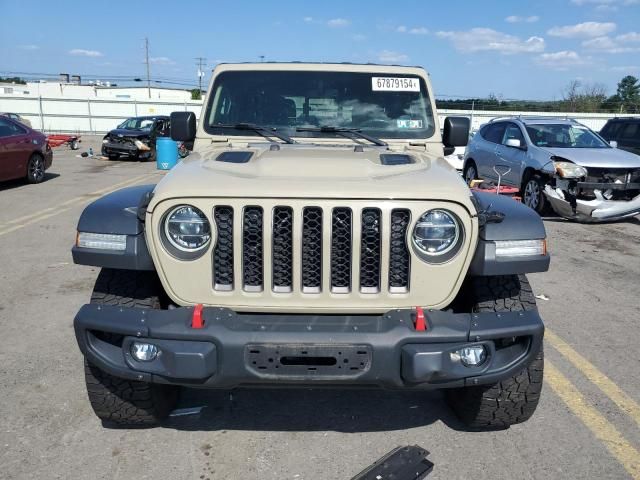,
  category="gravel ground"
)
[0,136,638,479]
